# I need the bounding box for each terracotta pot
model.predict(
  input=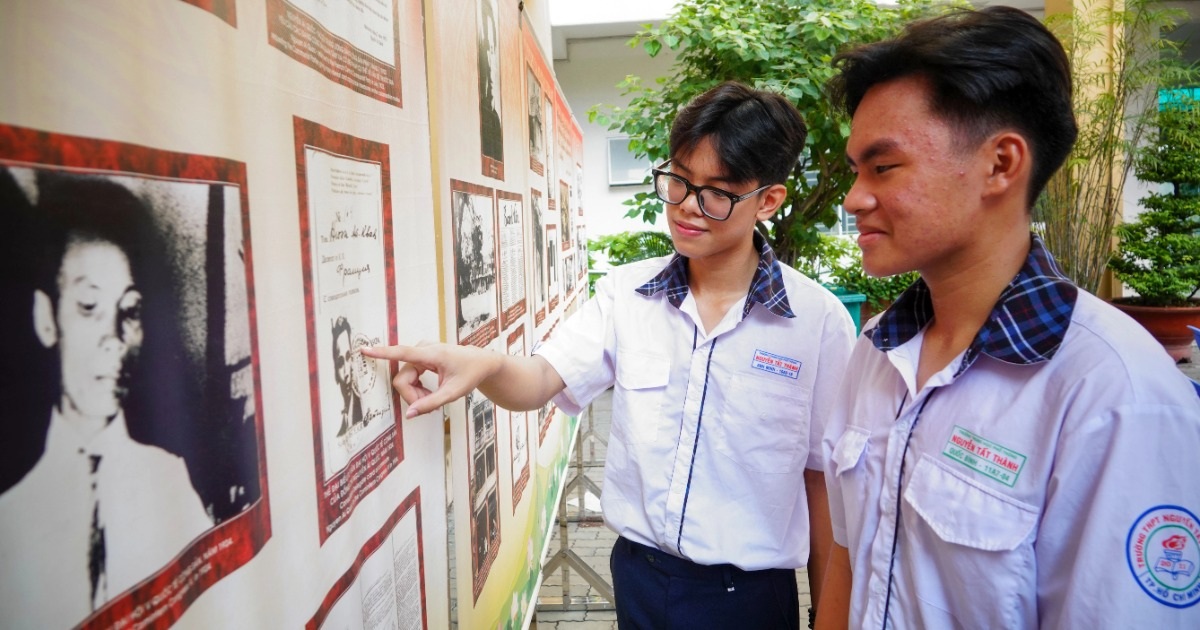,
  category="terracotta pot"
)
[1110,299,1200,362]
